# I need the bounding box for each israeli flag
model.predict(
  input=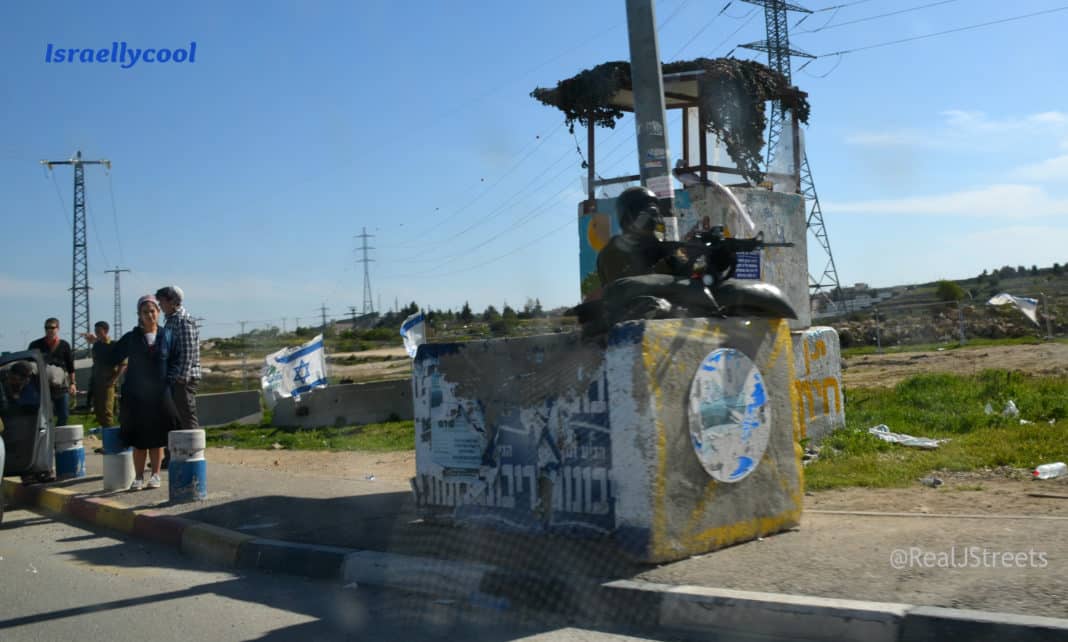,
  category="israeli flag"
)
[261,334,328,409]
[987,292,1040,326]
[401,311,426,358]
